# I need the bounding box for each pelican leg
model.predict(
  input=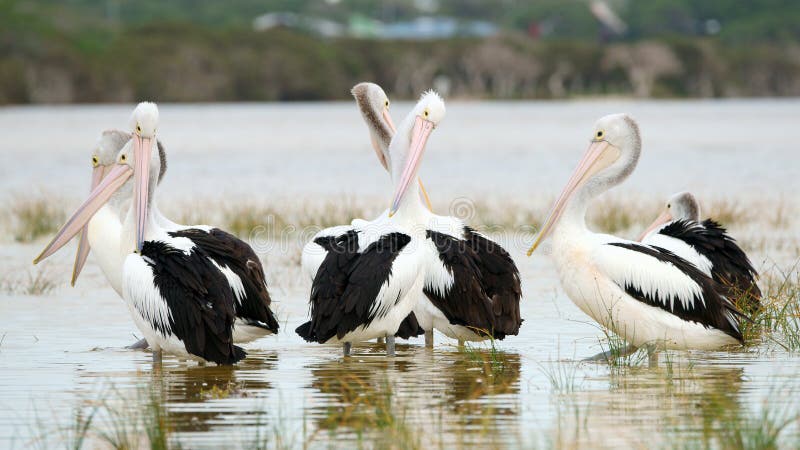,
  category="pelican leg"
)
[377,337,385,344]
[646,344,659,367]
[343,342,352,357]
[424,330,434,348]
[126,338,149,350]
[583,345,639,363]
[385,335,396,357]
[152,349,163,364]
[457,340,465,349]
